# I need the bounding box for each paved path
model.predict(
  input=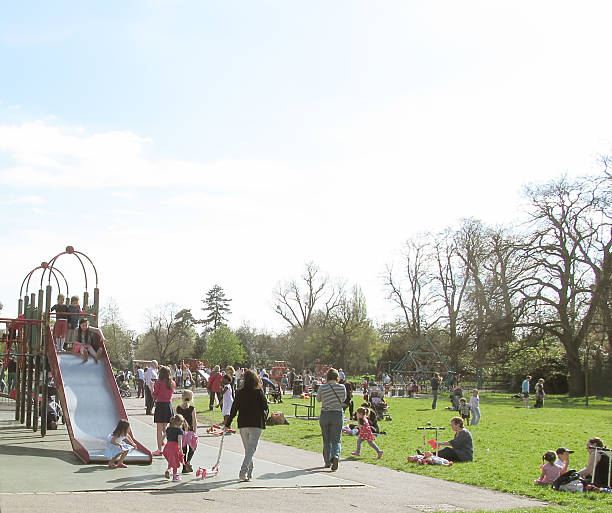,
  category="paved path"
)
[0,395,547,512]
